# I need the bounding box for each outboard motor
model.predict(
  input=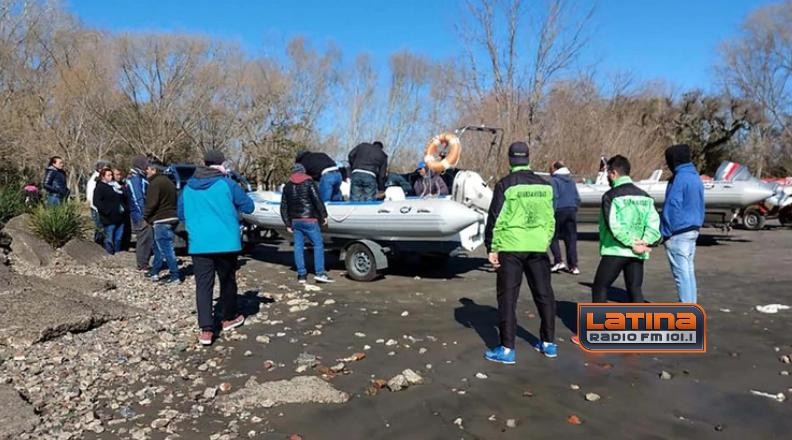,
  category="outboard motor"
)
[452,170,493,213]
